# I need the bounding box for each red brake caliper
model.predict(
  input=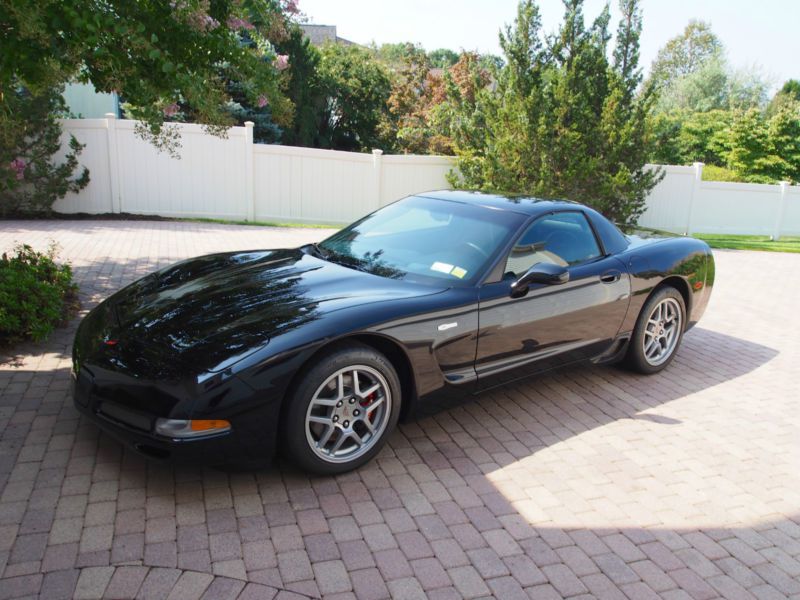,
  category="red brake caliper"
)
[361,392,376,421]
